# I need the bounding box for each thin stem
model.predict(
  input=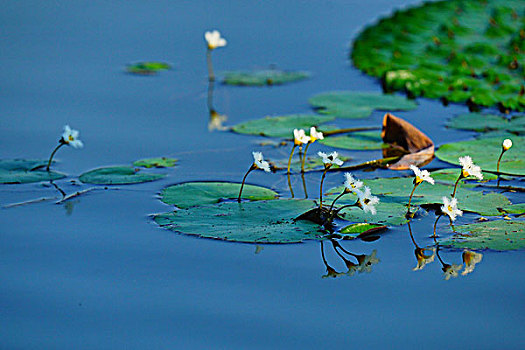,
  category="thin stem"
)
[287,144,297,174]
[50,181,66,198]
[451,172,463,197]
[206,49,215,82]
[407,221,419,248]
[301,142,311,173]
[320,240,329,267]
[407,182,419,211]
[301,172,308,199]
[207,79,215,111]
[496,149,504,188]
[328,190,347,214]
[319,168,328,209]
[433,214,442,238]
[334,201,359,215]
[46,142,65,171]
[238,165,255,202]
[331,240,359,258]
[287,171,295,198]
